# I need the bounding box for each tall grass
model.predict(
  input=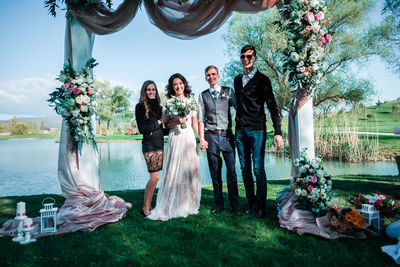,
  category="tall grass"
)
[314,110,381,162]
